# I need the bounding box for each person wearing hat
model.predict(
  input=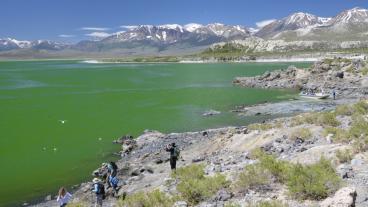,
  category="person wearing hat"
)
[92,178,105,207]
[165,142,180,171]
